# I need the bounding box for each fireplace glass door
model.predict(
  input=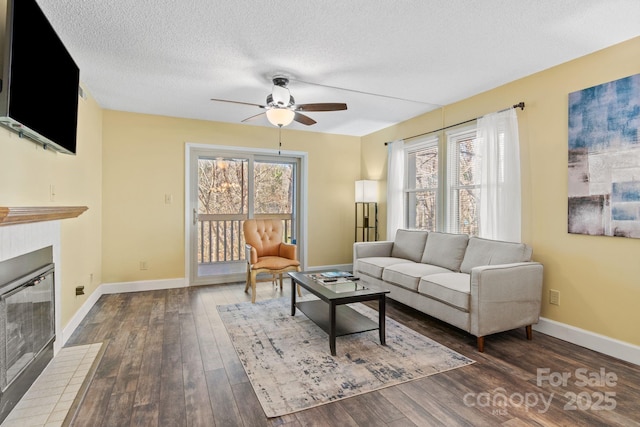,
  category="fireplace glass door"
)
[1,264,55,390]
